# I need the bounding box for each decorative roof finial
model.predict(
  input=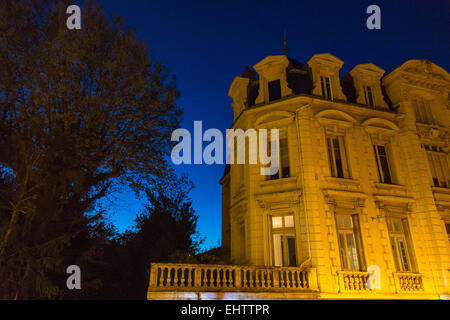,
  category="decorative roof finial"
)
[284,29,288,56]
